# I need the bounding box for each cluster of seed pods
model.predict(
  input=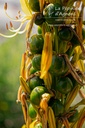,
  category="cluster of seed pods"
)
[17,0,85,128]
